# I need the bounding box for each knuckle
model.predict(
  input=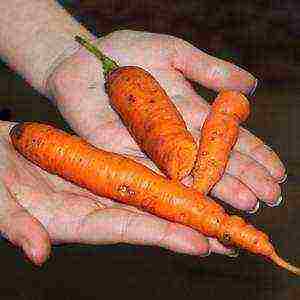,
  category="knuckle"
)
[156,222,174,246]
[119,212,137,243]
